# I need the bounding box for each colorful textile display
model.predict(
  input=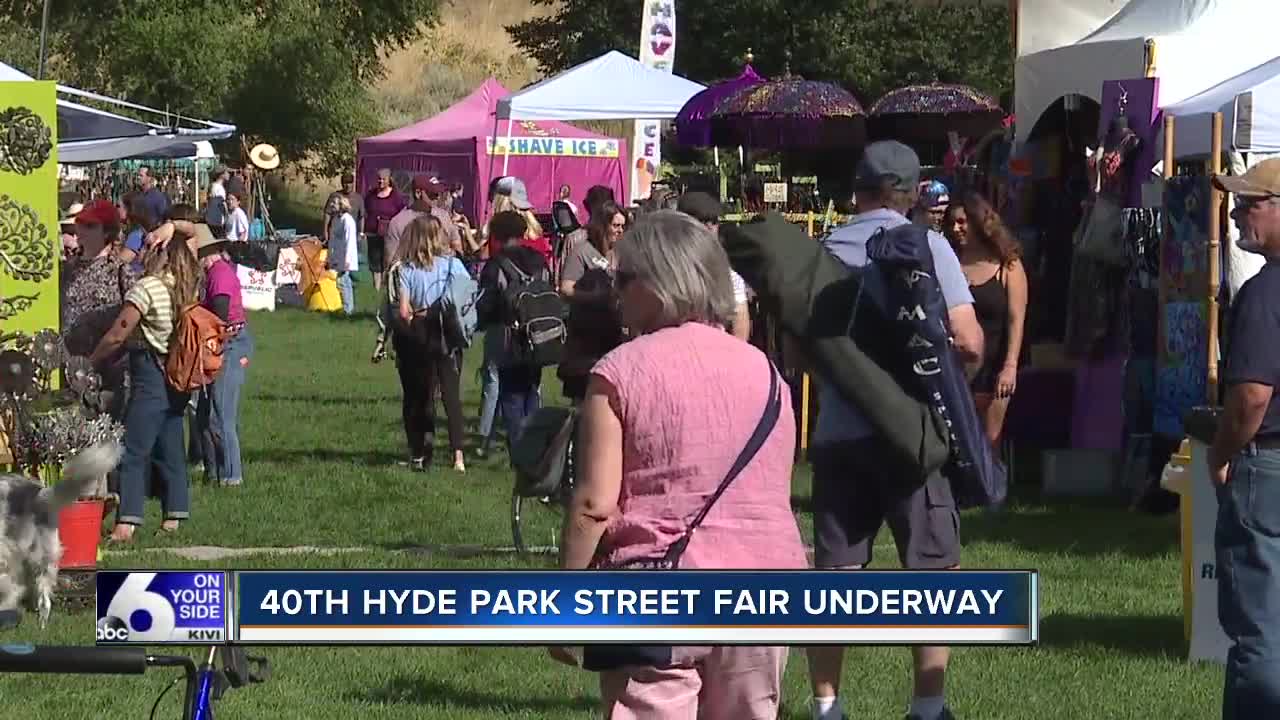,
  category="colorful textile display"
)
[1154,176,1212,437]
